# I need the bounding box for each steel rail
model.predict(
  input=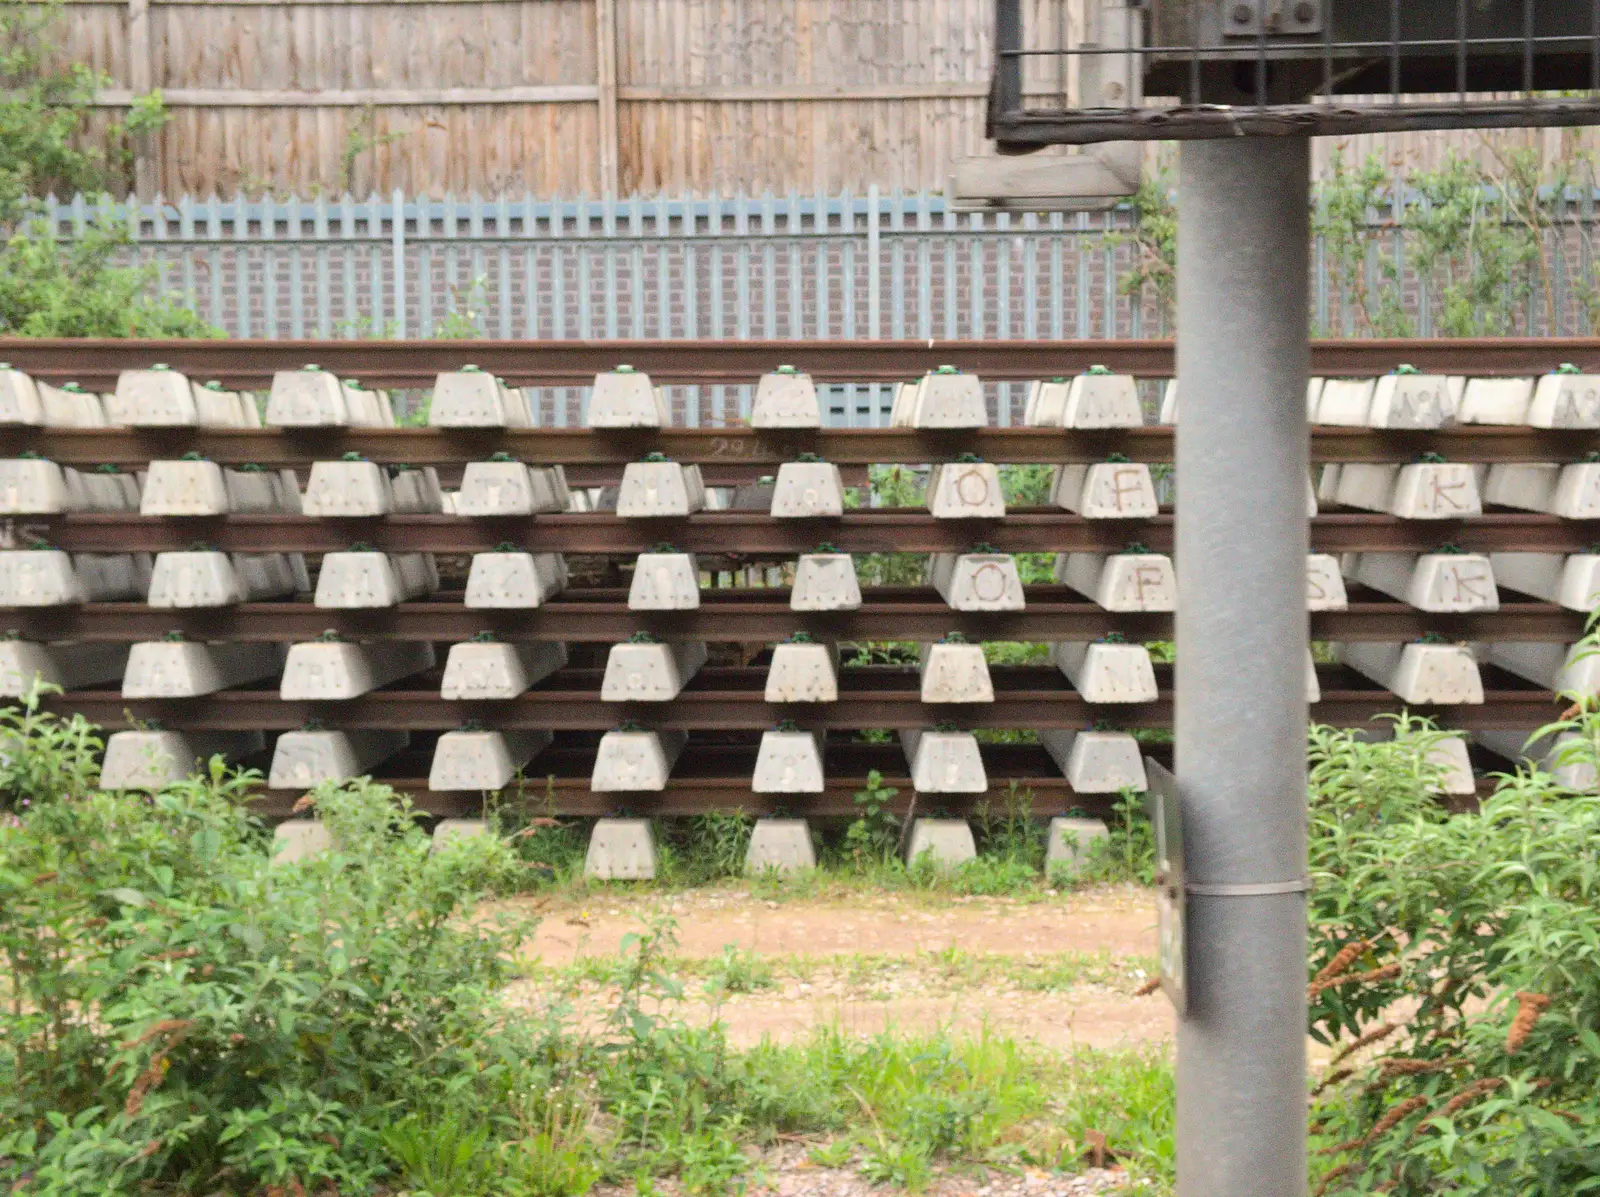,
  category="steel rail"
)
[242,739,1496,820]
[252,782,1112,820]
[255,779,1111,820]
[248,741,1112,817]
[568,463,864,487]
[2,338,1598,389]
[36,683,1561,731]
[253,773,1503,819]
[8,425,1600,466]
[252,784,1100,820]
[18,511,1600,554]
[244,737,1498,821]
[1,597,1584,644]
